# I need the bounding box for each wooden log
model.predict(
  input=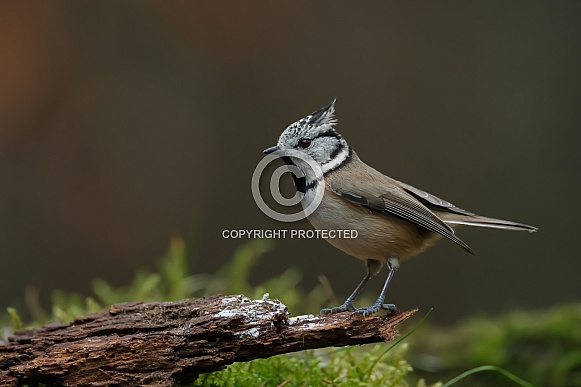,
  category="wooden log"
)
[0,294,416,386]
